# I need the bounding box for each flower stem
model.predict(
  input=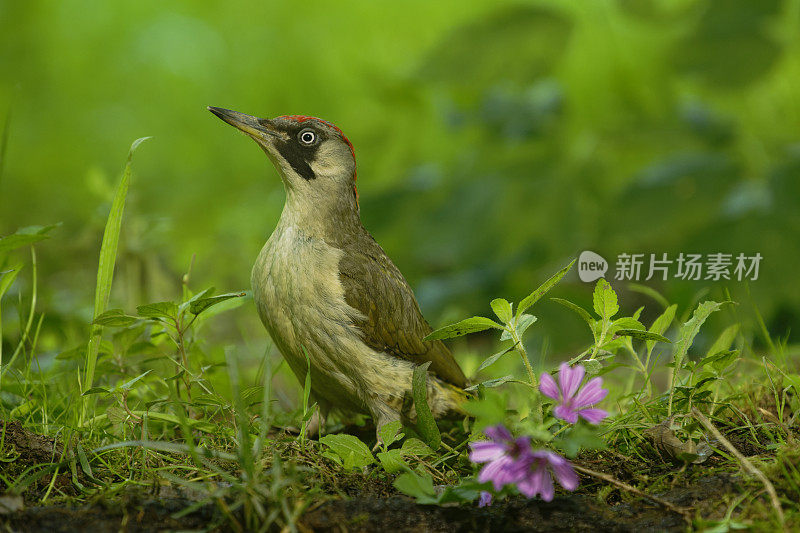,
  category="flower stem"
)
[509,326,542,422]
